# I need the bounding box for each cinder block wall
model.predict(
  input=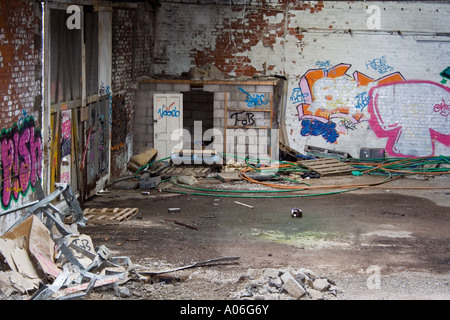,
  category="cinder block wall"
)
[150,0,450,158]
[134,79,281,162]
